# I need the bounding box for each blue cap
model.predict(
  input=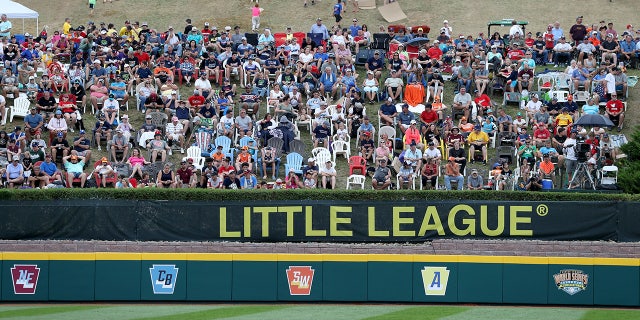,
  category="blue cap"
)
[57,132,64,137]
[79,130,86,134]
[474,125,481,130]
[55,110,62,115]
